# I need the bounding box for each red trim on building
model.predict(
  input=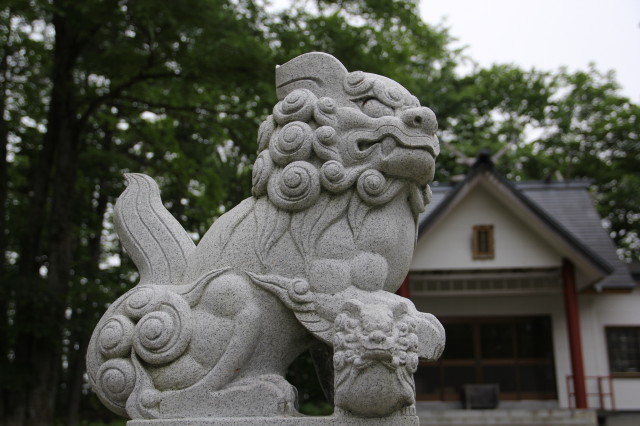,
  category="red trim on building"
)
[397,275,411,298]
[562,259,588,409]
